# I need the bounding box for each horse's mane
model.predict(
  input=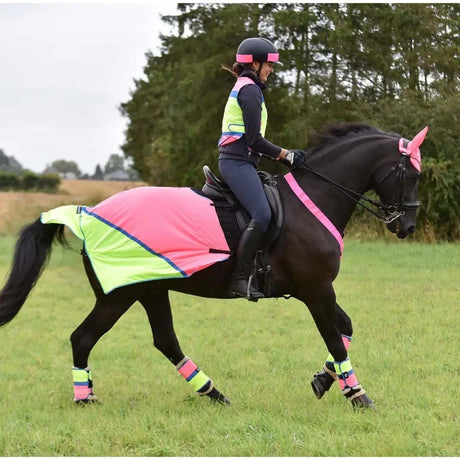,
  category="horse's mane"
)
[306,123,396,156]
